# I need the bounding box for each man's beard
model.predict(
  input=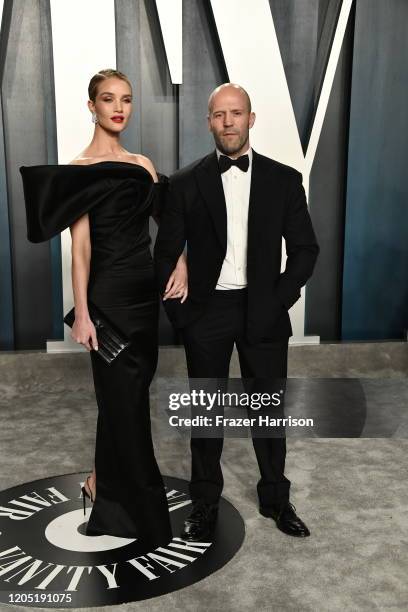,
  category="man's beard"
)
[214,131,249,156]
